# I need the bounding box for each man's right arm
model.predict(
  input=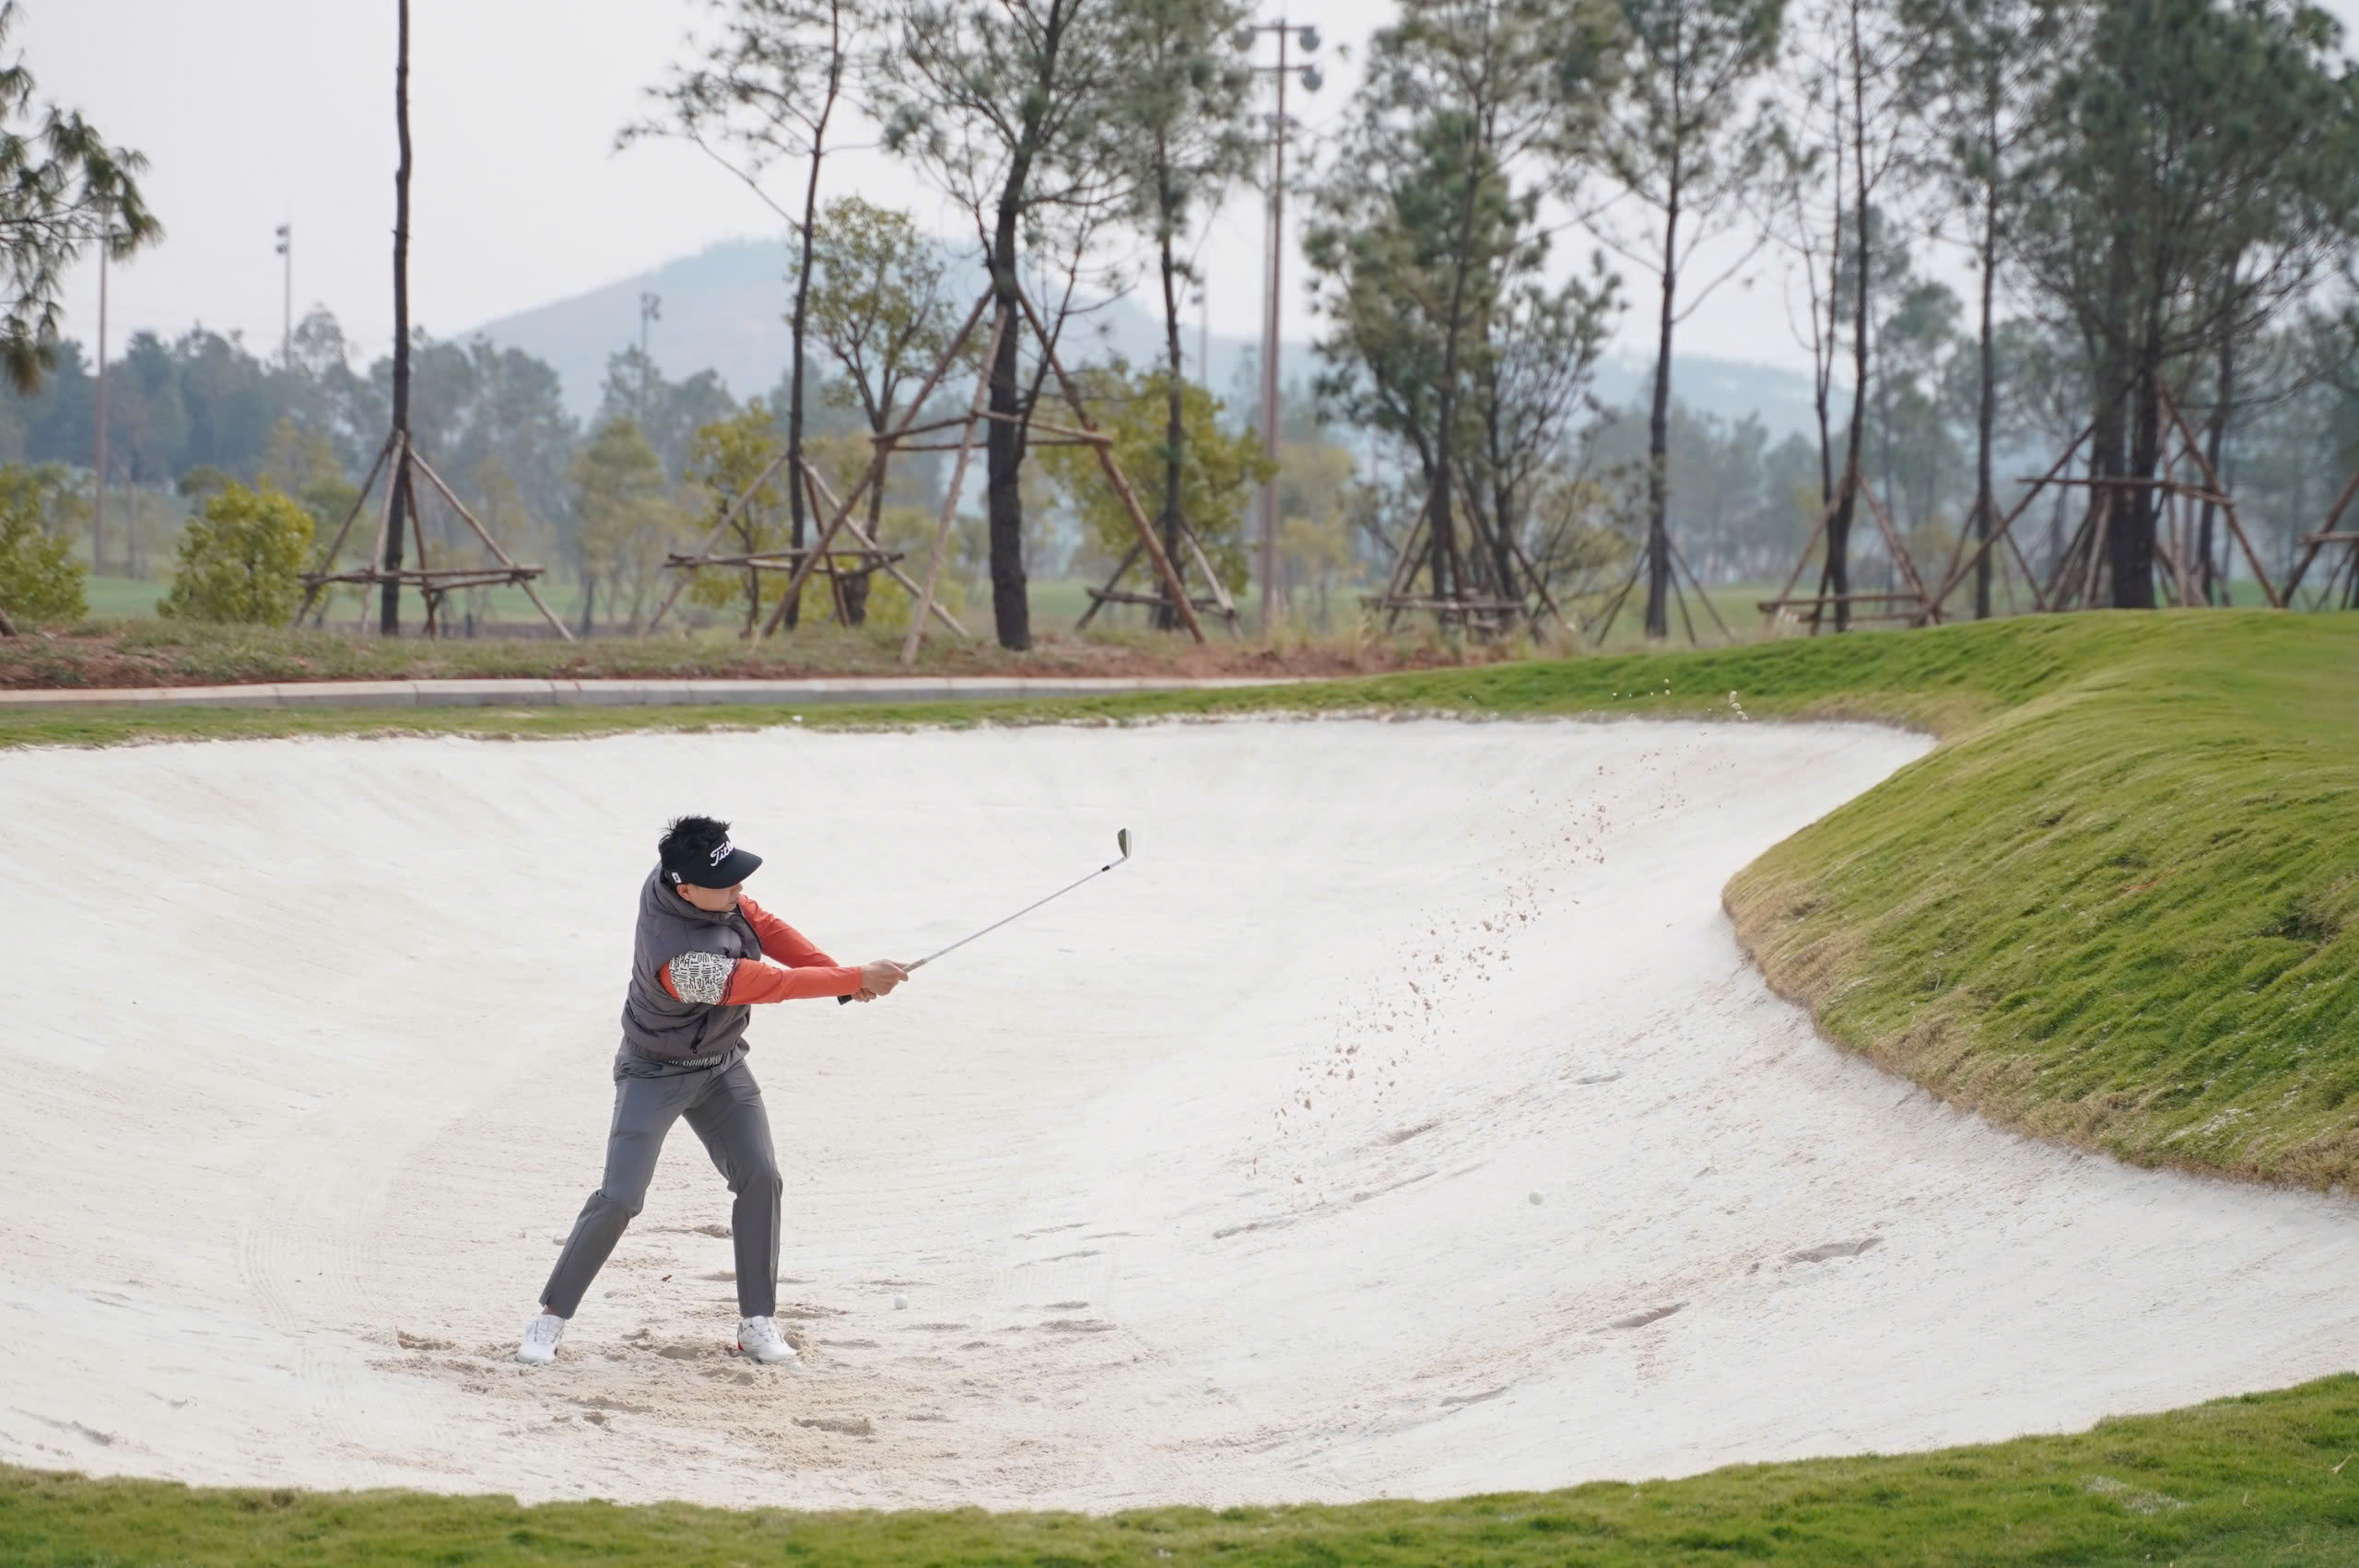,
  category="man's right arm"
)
[661,951,863,1005]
